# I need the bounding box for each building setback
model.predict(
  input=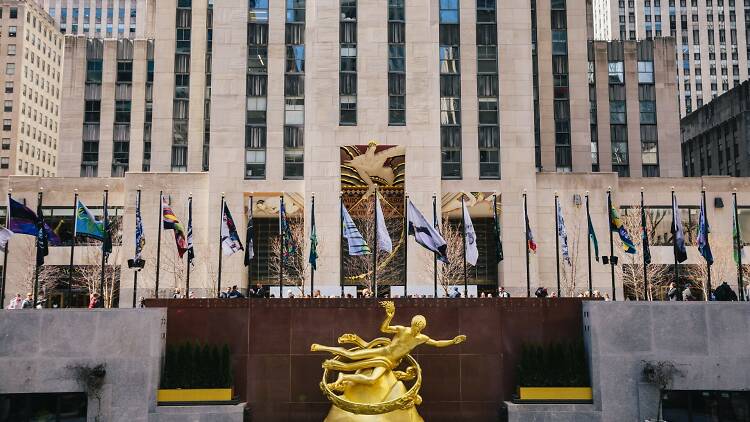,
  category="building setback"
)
[33,0,152,39]
[0,0,64,177]
[681,79,750,176]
